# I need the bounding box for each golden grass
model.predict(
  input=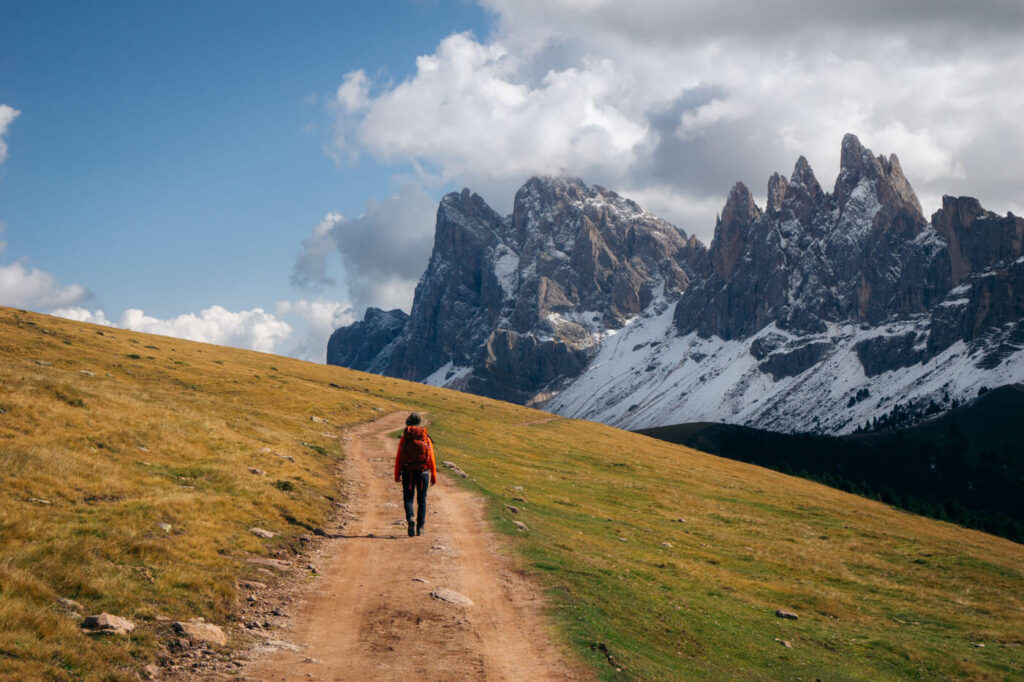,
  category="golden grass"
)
[1,305,1022,680]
